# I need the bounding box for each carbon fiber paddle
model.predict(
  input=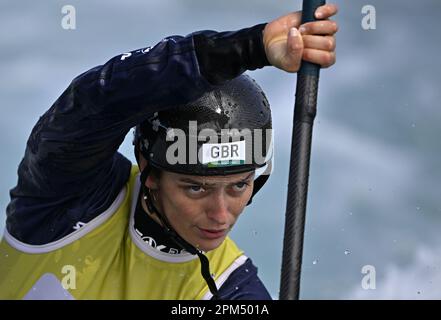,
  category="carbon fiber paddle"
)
[279,0,326,300]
